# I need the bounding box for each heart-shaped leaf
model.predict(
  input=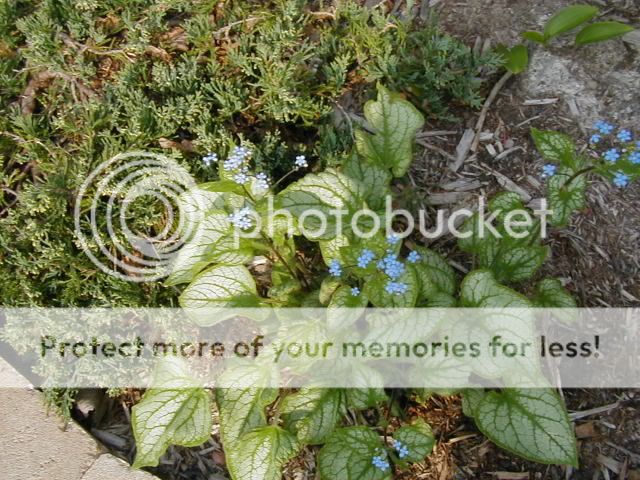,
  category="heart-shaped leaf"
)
[132,358,212,468]
[281,389,346,444]
[475,389,578,466]
[318,427,391,480]
[227,426,300,480]
[355,85,424,177]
